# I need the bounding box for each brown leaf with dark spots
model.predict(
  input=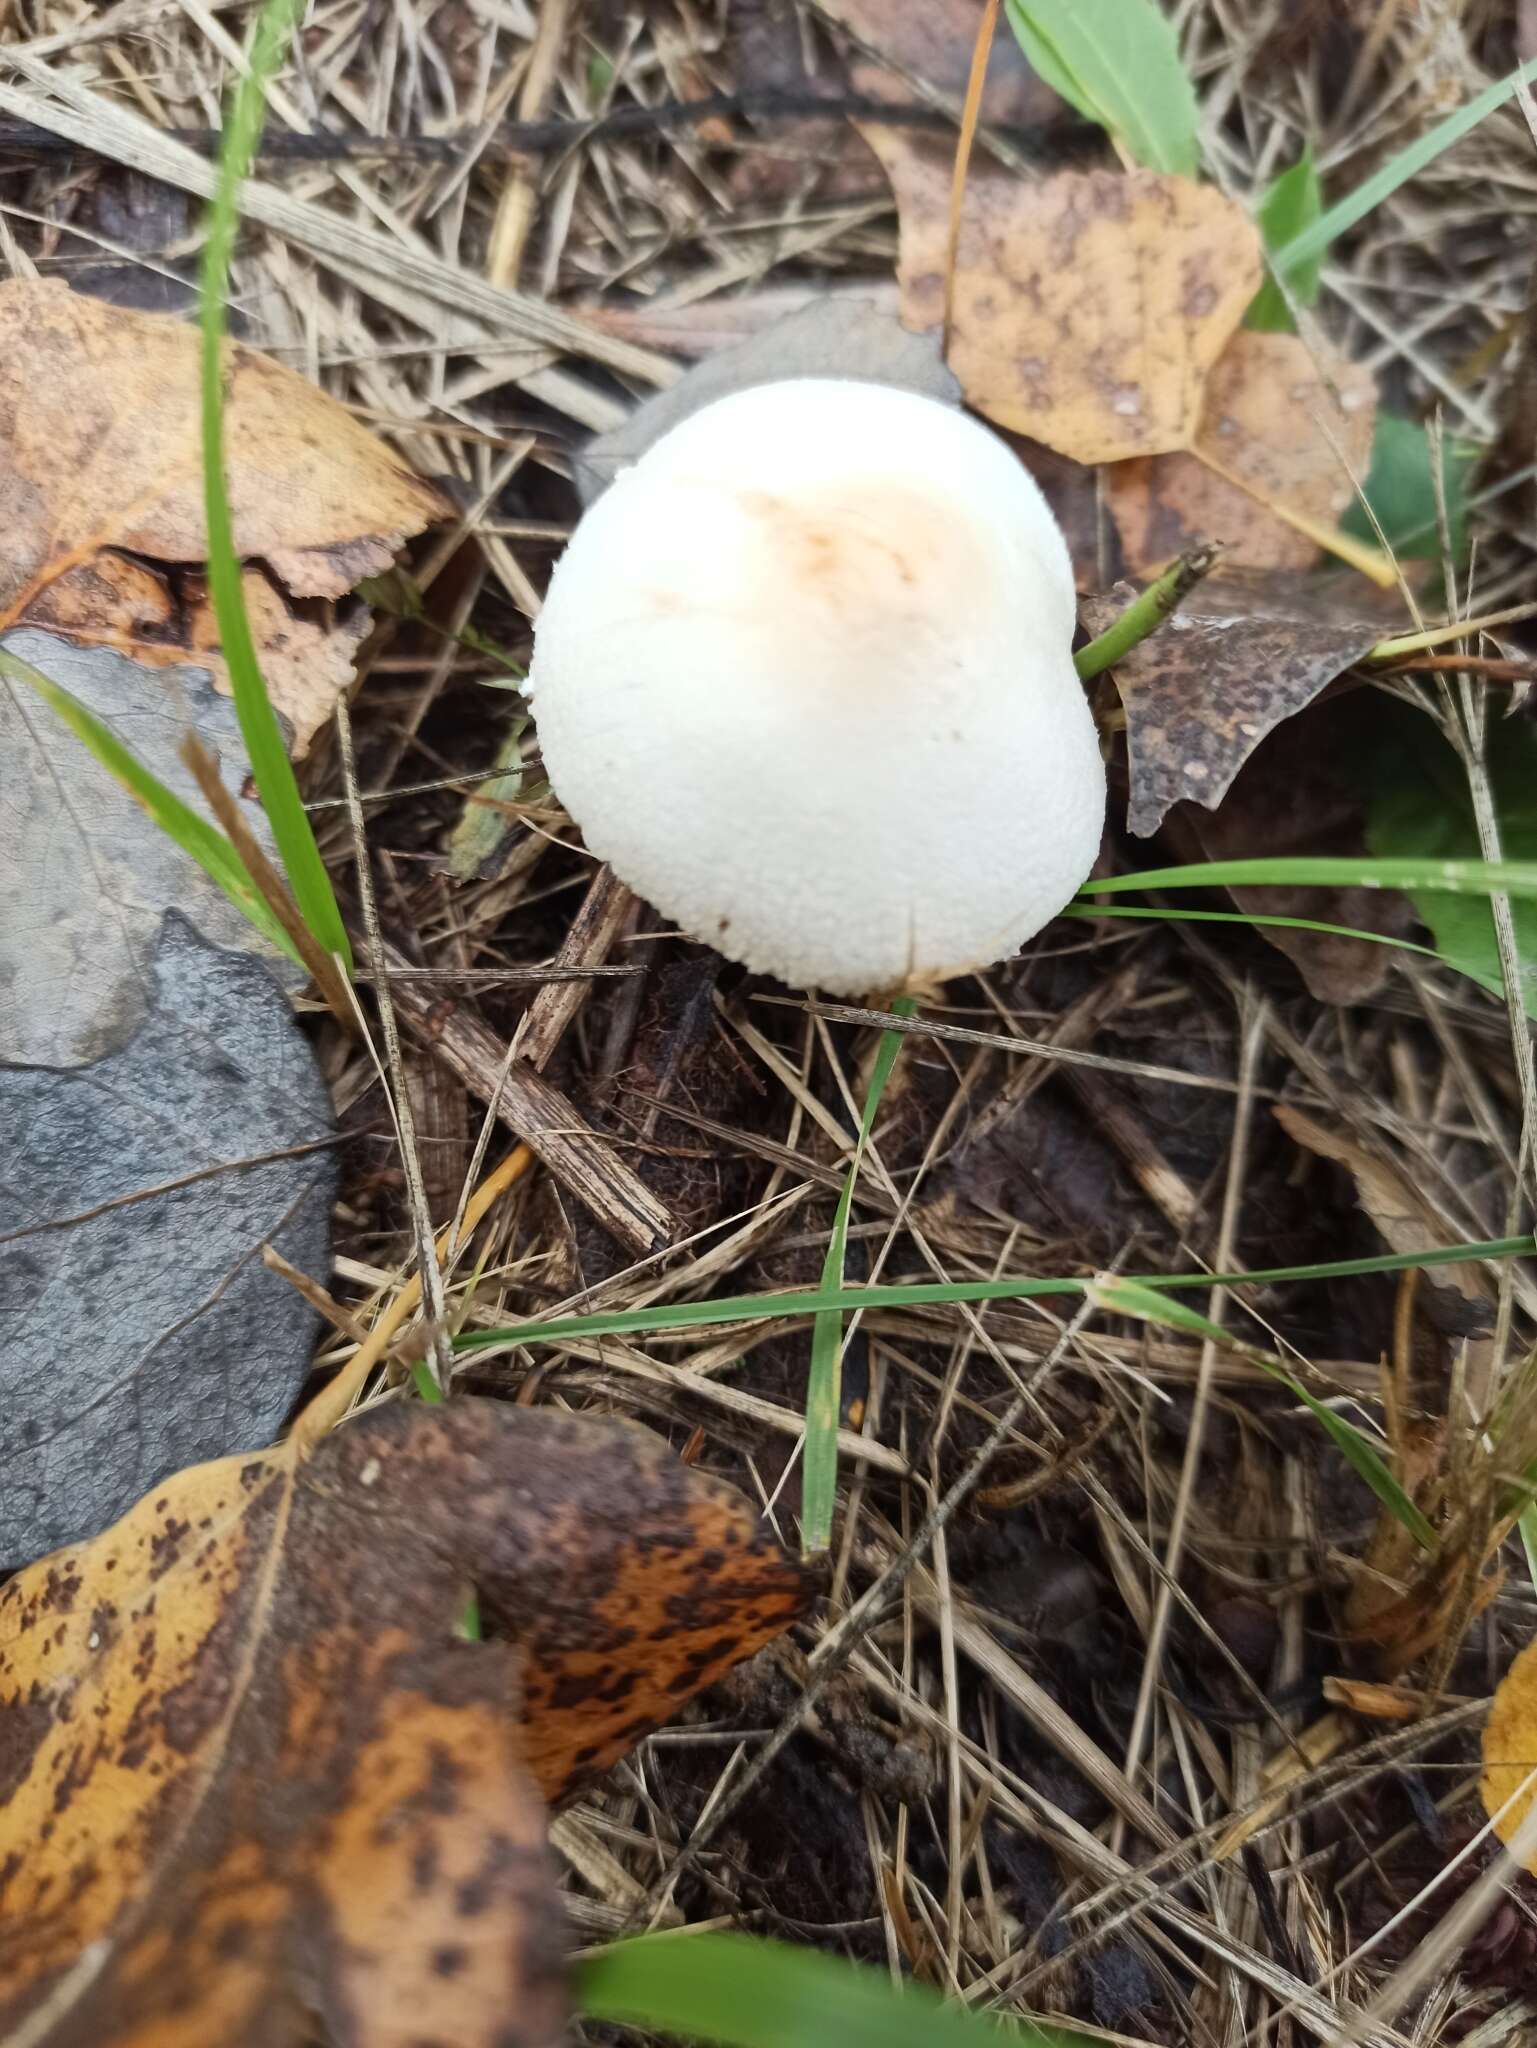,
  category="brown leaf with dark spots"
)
[1083,571,1381,838]
[1104,330,1377,575]
[0,1400,810,2046]
[859,136,1261,462]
